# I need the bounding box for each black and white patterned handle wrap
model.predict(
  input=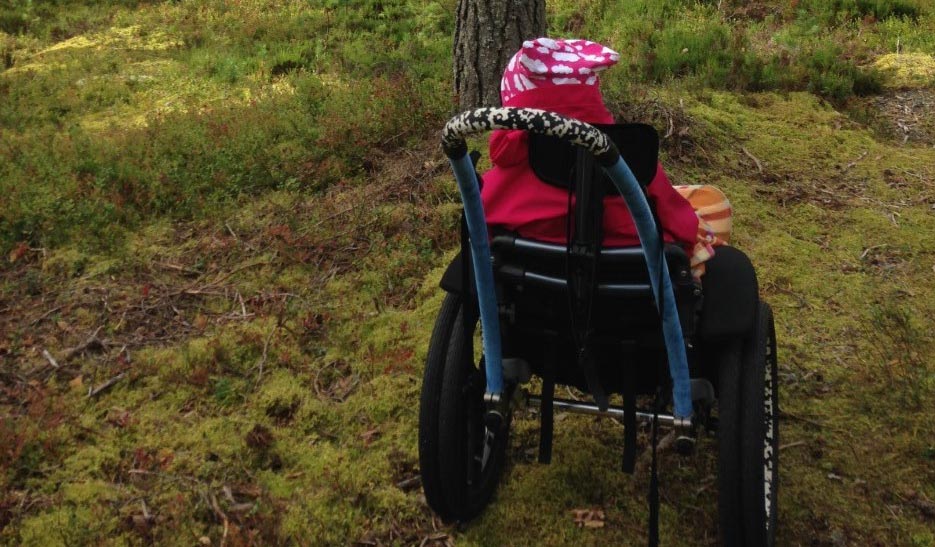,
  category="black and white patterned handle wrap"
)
[441,107,620,166]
